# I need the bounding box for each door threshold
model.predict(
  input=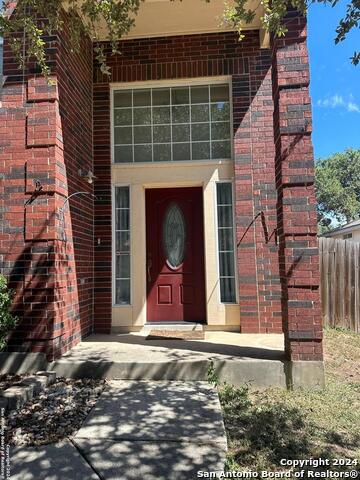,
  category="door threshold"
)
[142,322,204,332]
